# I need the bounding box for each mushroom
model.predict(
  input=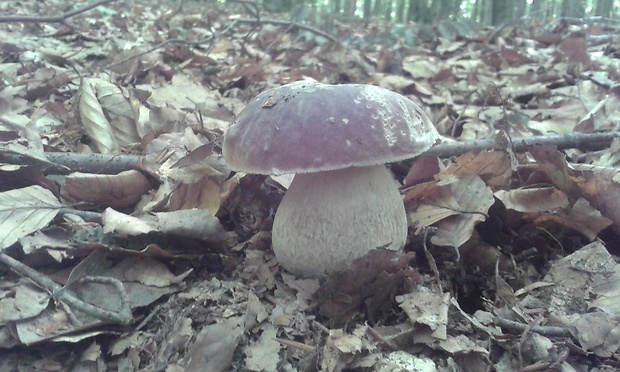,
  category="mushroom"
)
[223,82,438,278]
